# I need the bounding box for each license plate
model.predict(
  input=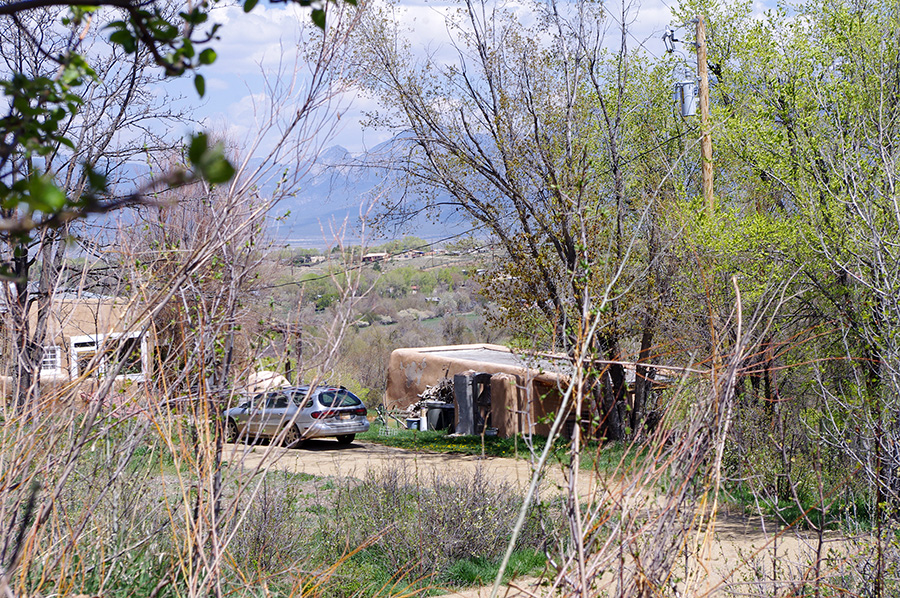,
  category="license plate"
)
[339,414,352,420]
